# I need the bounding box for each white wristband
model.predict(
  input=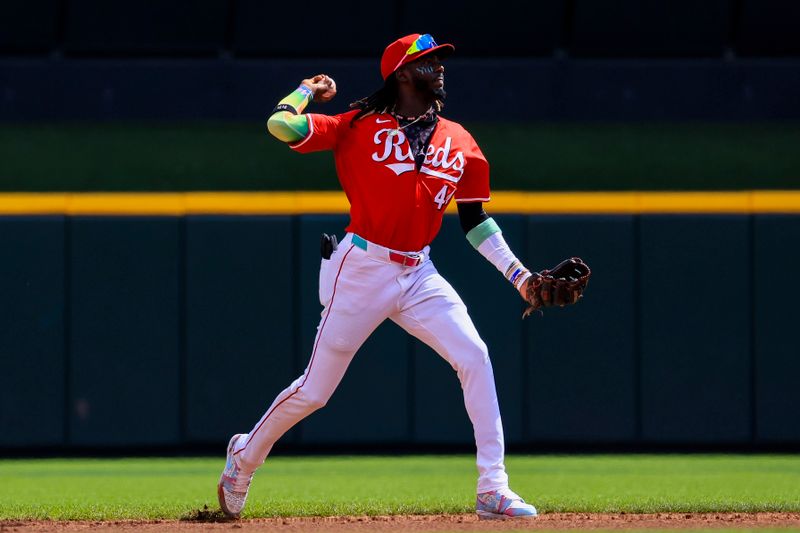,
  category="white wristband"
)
[473,226,530,289]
